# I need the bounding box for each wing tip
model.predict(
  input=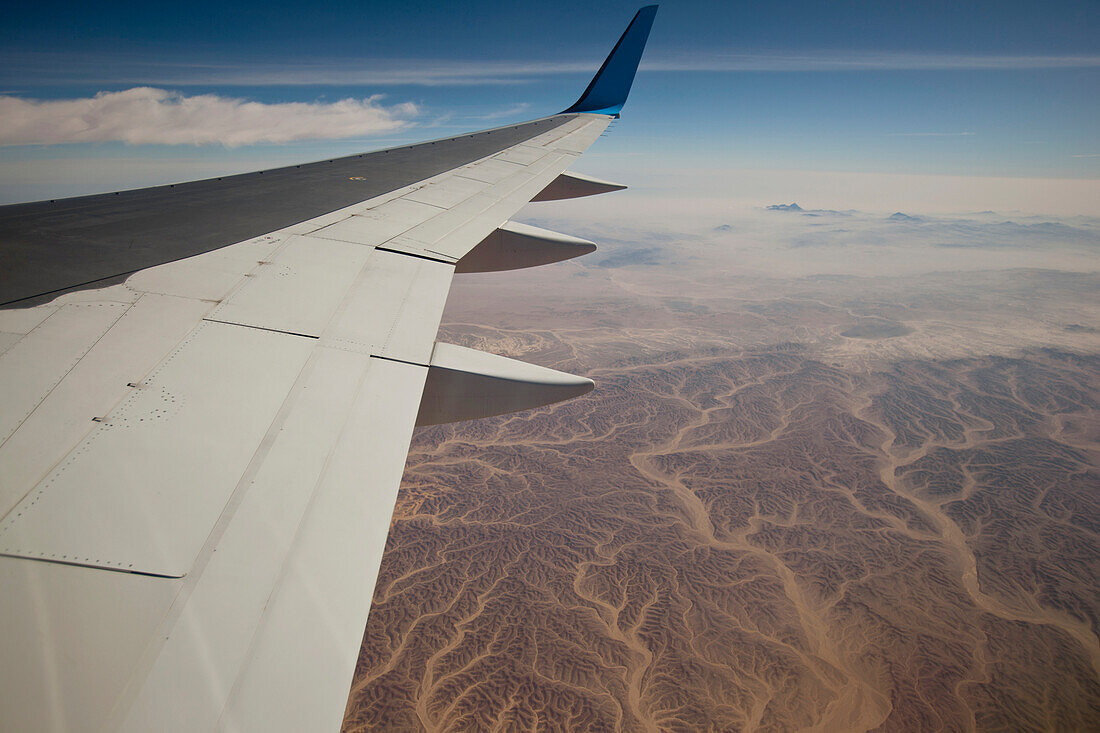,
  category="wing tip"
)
[562,5,658,116]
